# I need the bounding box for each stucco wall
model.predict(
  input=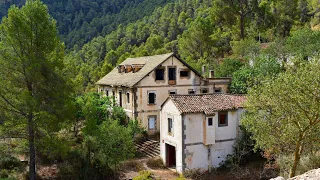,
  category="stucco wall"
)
[160,101,244,173]
[160,99,183,172]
